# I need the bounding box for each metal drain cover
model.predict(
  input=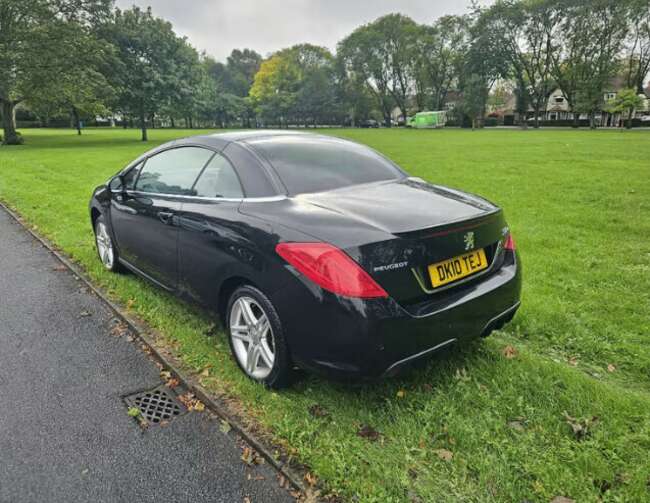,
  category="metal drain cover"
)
[124,385,186,425]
